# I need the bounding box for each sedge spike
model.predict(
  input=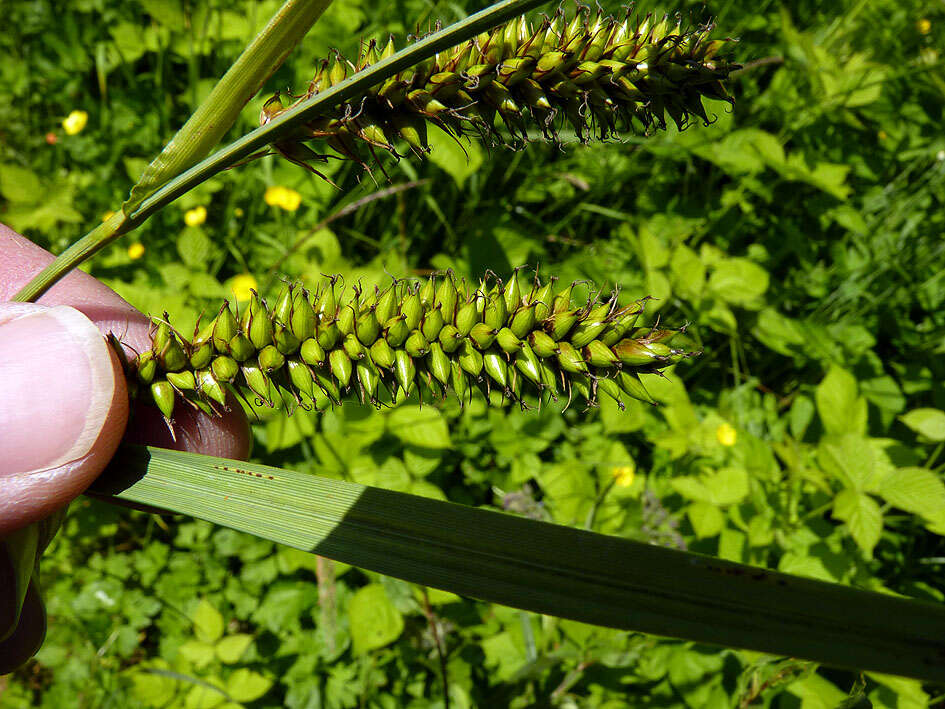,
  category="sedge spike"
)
[261,6,739,173]
[117,270,697,422]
